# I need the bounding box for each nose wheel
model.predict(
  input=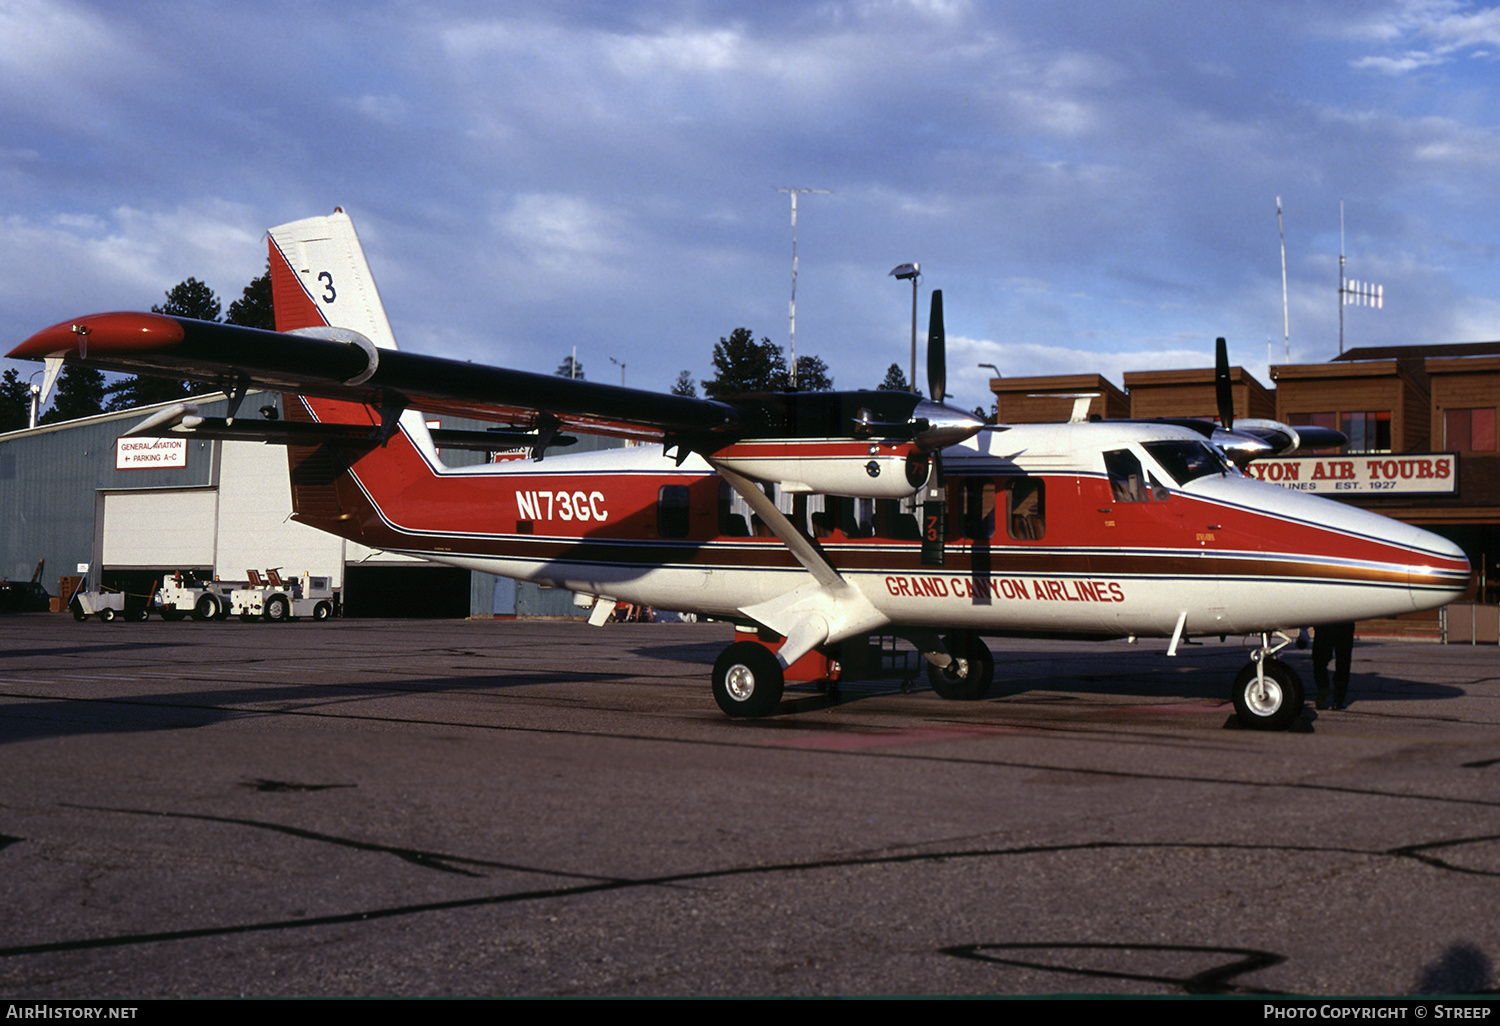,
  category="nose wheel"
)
[1232,633,1304,730]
